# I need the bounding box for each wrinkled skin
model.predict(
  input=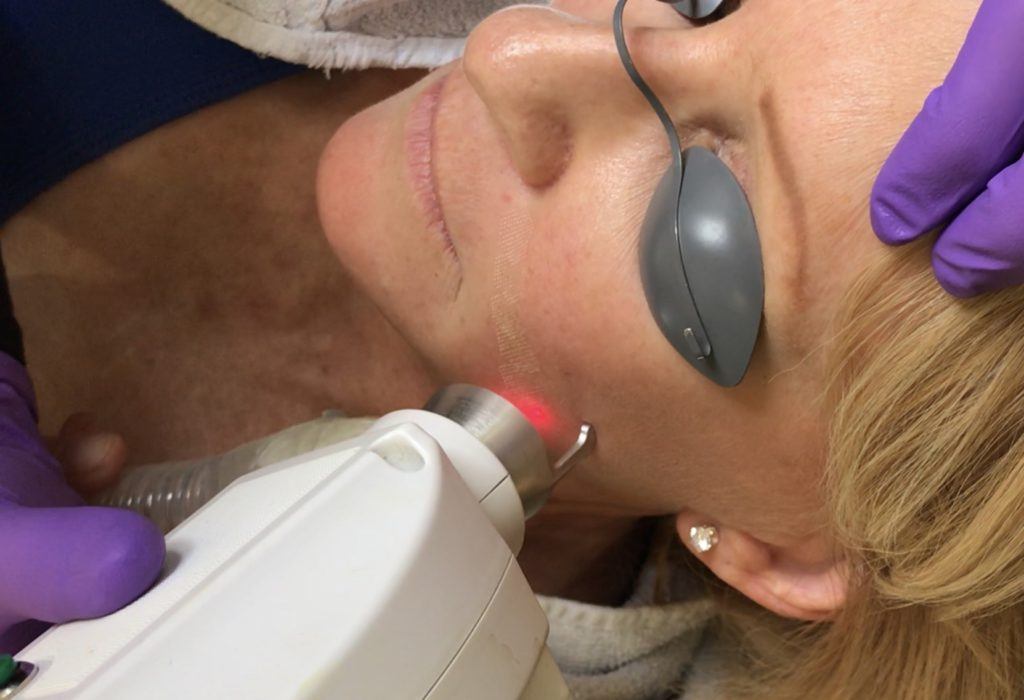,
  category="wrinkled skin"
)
[318,1,975,533]
[317,0,980,616]
[3,1,980,614]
